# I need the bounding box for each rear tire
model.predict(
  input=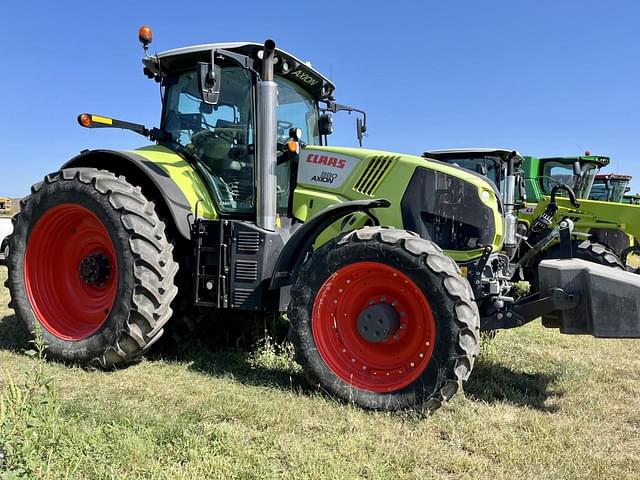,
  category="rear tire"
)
[288,226,480,412]
[6,168,179,368]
